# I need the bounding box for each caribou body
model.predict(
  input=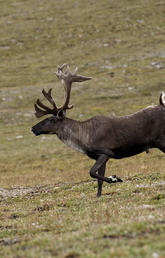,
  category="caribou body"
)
[32,64,165,197]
